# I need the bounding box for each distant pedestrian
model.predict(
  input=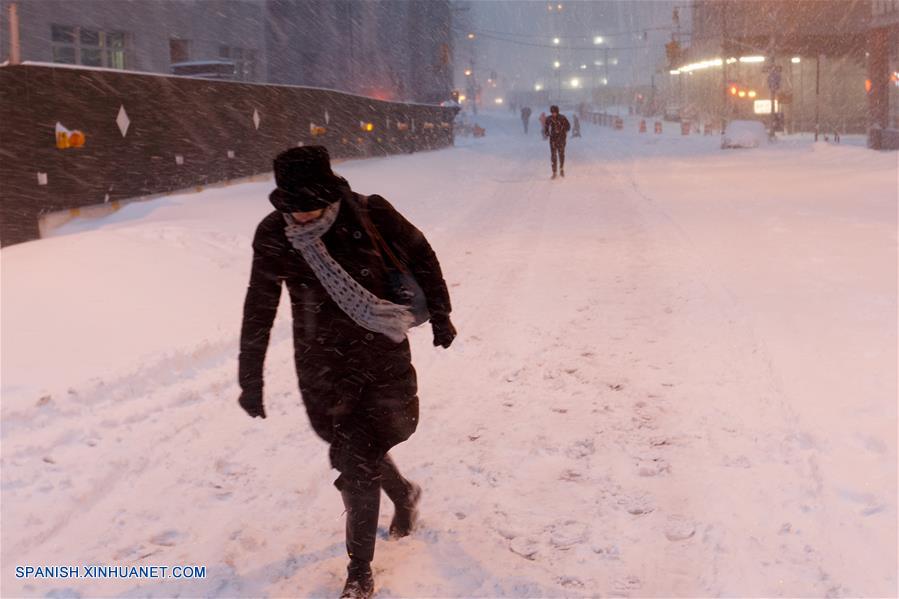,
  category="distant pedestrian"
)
[543,105,570,179]
[572,114,581,138]
[539,111,547,139]
[521,106,532,134]
[238,146,456,599]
